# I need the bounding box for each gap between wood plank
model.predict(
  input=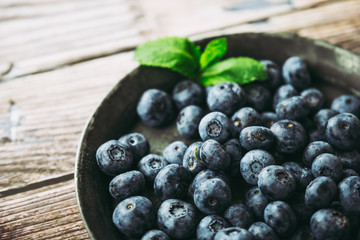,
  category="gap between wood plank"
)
[1,0,343,82]
[0,179,89,240]
[1,47,136,82]
[0,173,73,198]
[1,0,359,198]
